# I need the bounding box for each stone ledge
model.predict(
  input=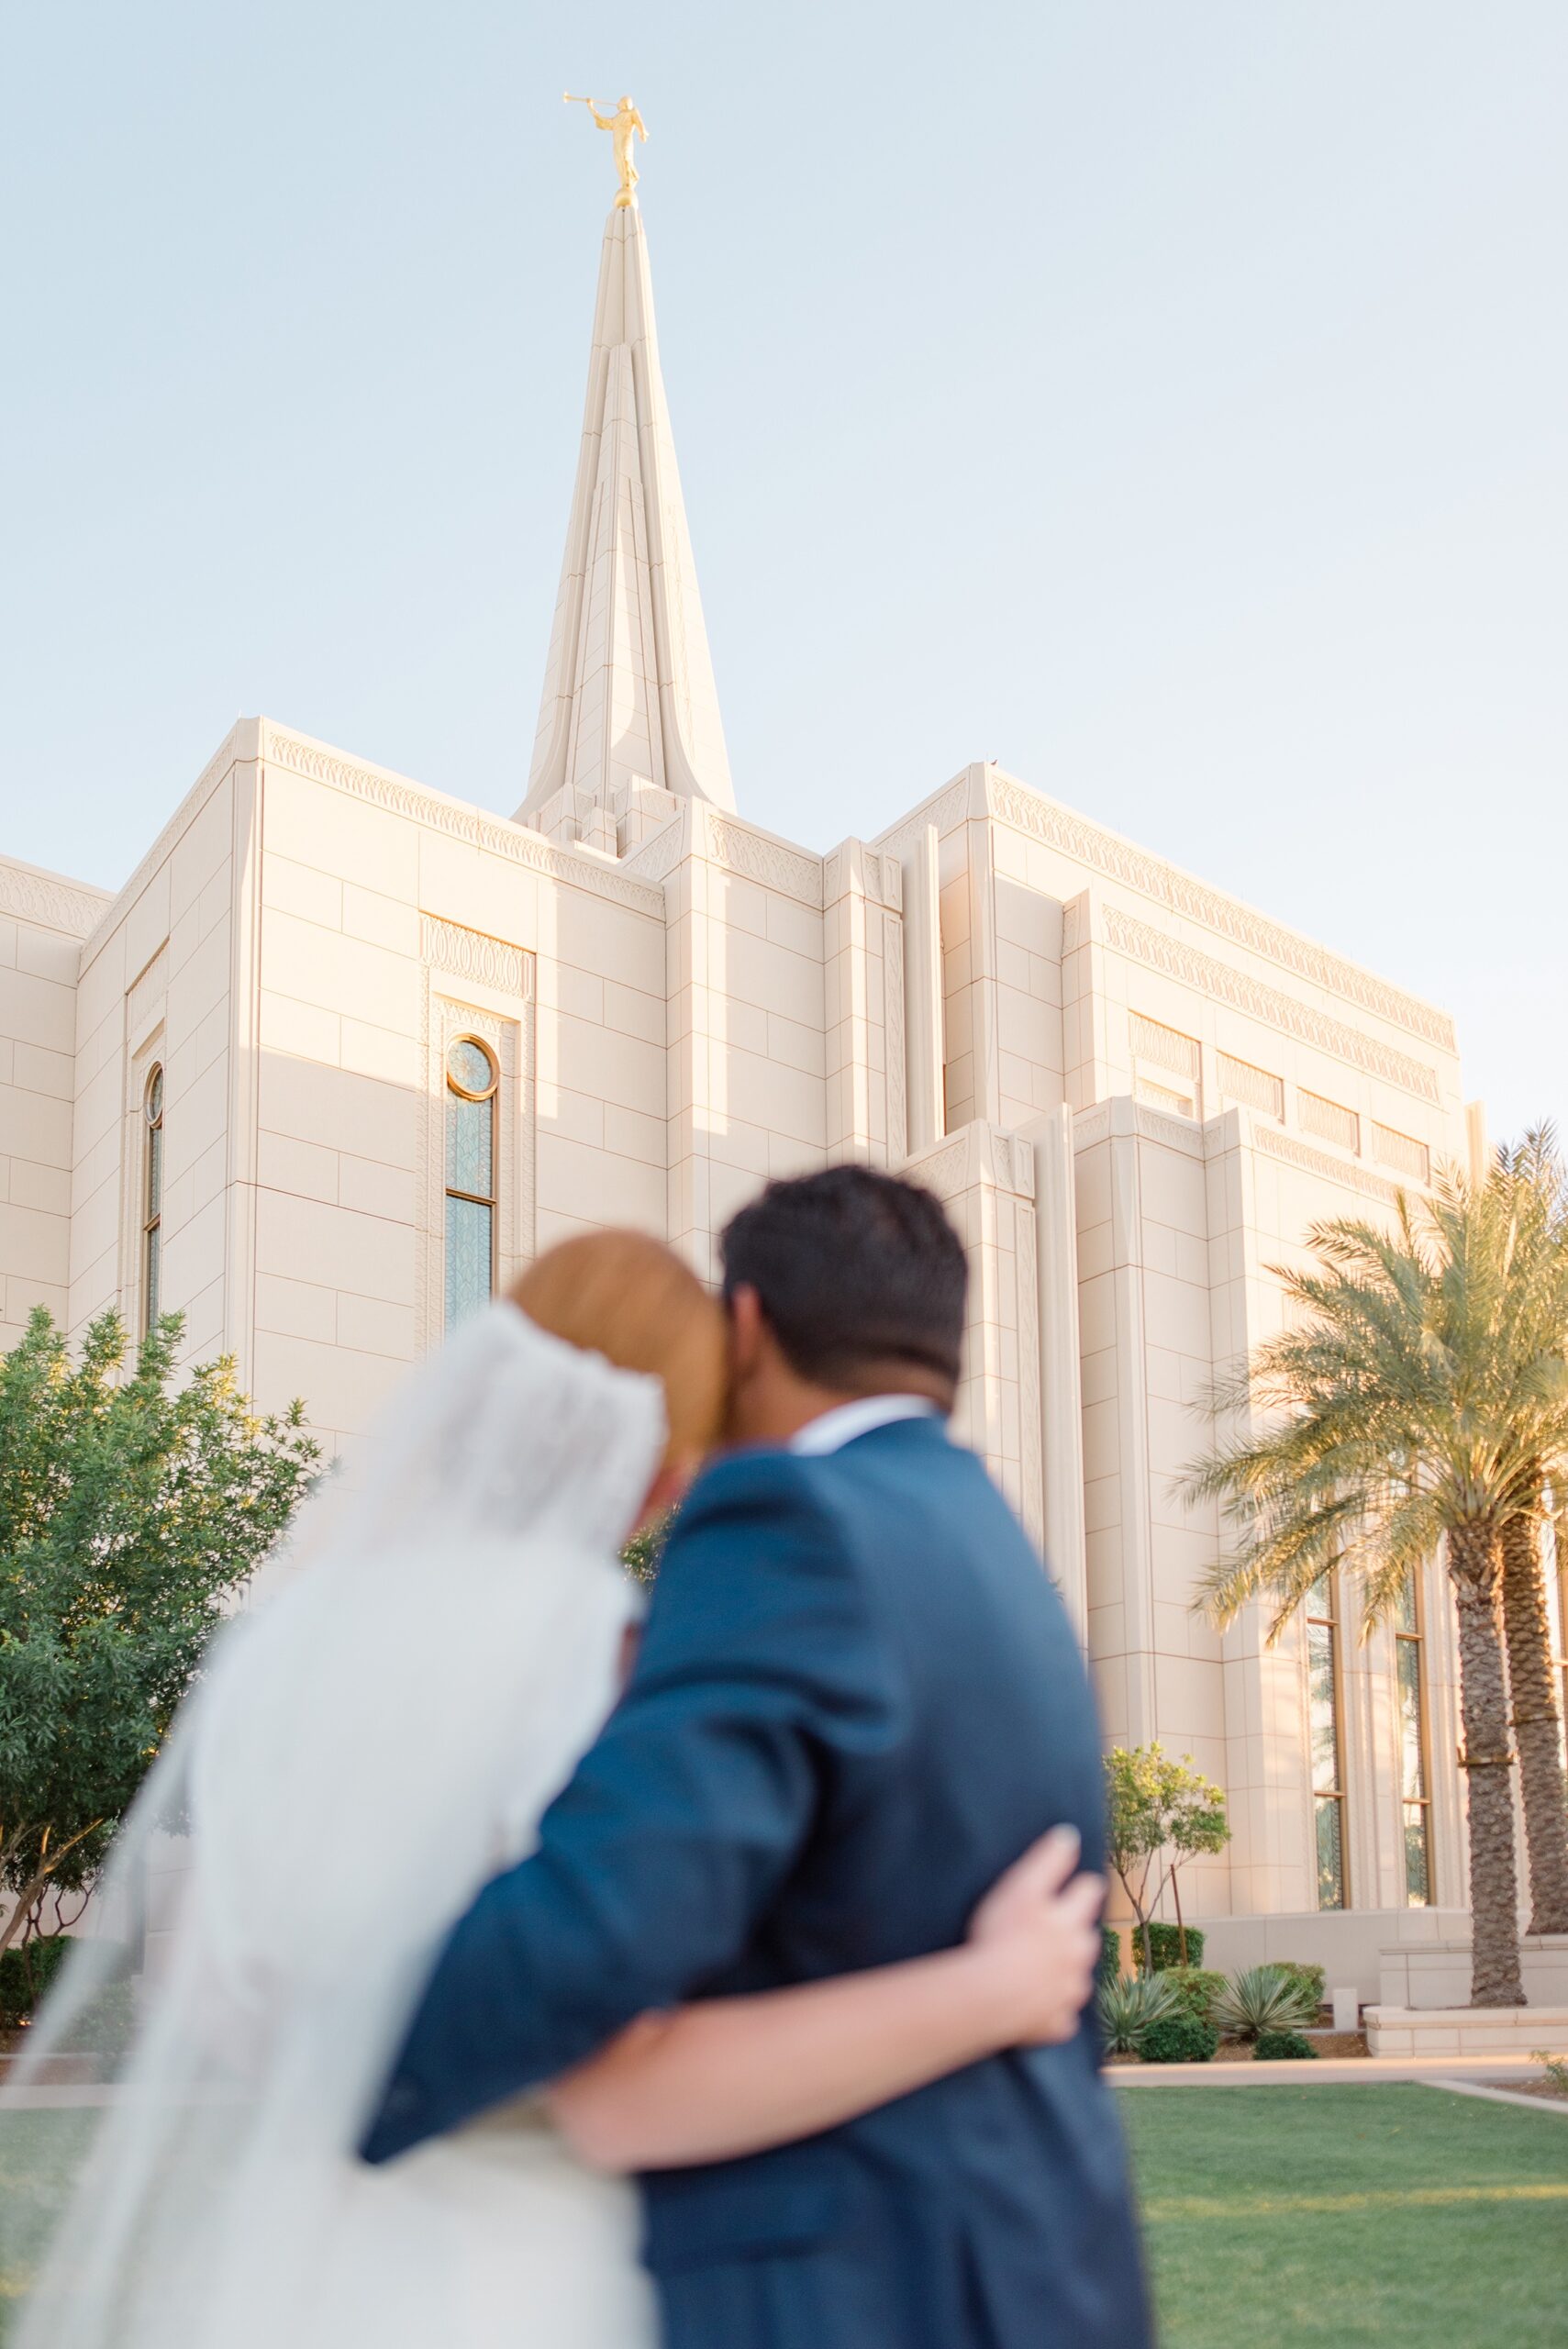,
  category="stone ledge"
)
[1365,2003,1568,2056]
